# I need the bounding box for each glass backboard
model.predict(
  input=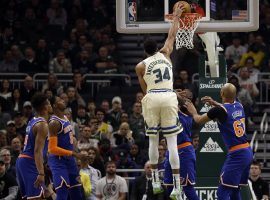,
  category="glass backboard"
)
[116,0,259,33]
